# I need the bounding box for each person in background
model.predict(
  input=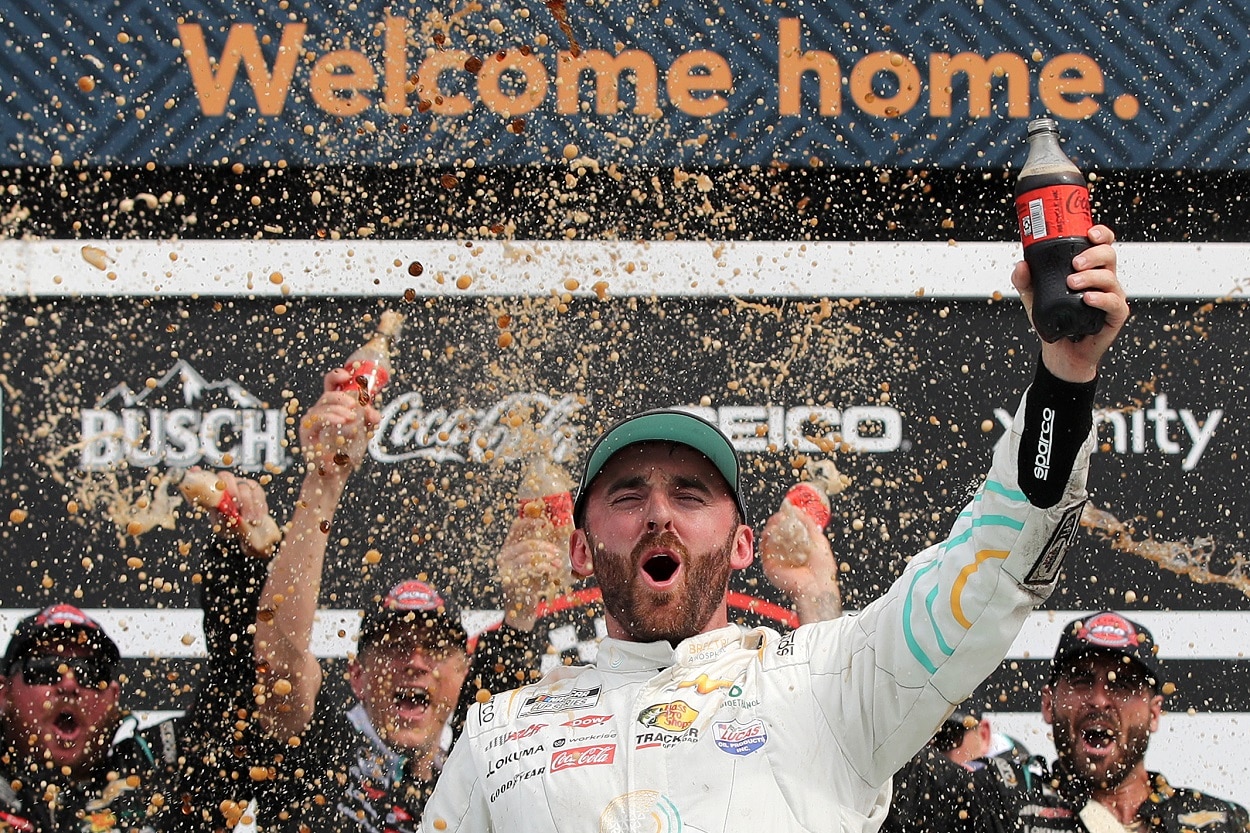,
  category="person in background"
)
[252,368,470,832]
[0,473,276,833]
[420,227,1129,833]
[1005,611,1250,833]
